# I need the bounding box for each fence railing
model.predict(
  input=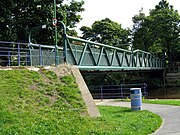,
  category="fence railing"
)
[29,43,64,66]
[0,41,30,66]
[0,38,165,70]
[90,83,148,100]
[0,41,64,66]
